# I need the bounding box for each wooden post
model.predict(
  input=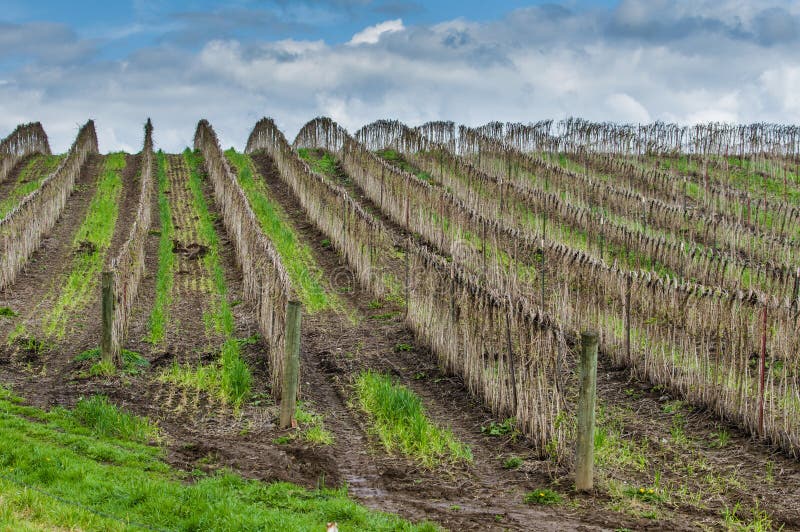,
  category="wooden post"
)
[758,304,767,438]
[625,275,632,362]
[100,271,118,367]
[280,301,302,429]
[576,331,598,492]
[540,238,546,312]
[504,309,518,412]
